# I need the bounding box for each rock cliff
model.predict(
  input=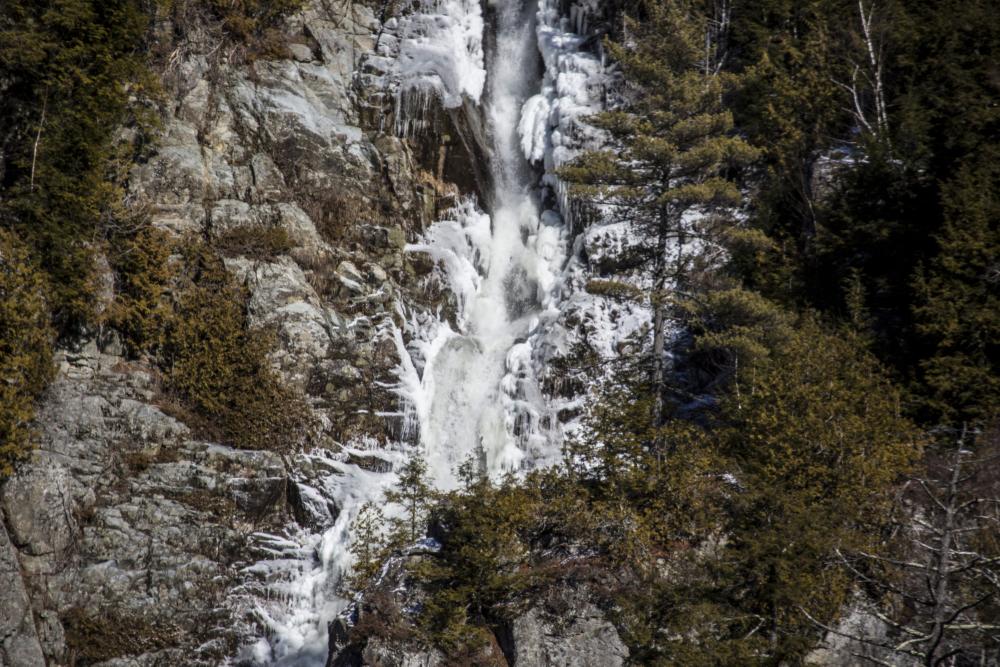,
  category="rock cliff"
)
[0,1,459,664]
